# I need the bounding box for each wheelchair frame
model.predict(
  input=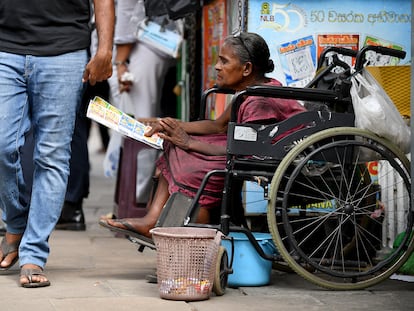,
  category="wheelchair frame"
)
[120,45,412,292]
[178,45,413,292]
